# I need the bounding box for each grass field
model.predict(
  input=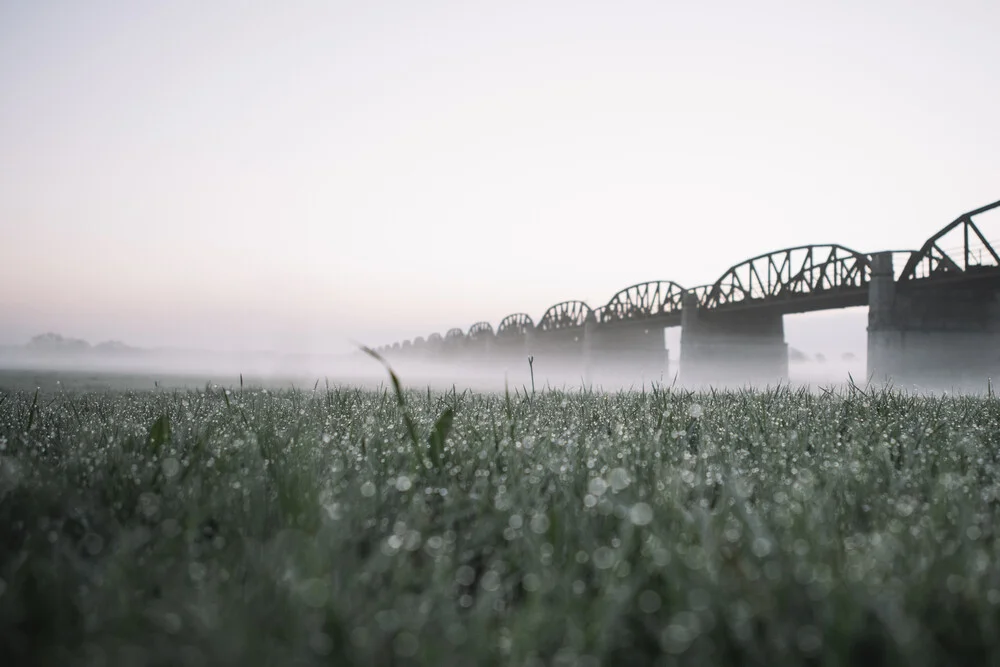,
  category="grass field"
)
[2,368,1000,666]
